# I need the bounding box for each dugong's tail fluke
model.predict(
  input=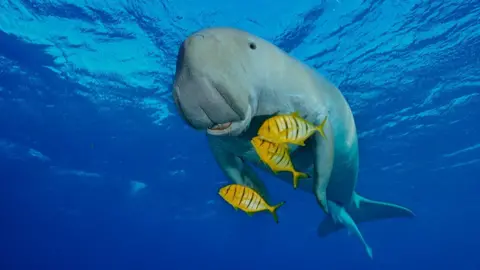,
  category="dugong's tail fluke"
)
[317,193,415,237]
